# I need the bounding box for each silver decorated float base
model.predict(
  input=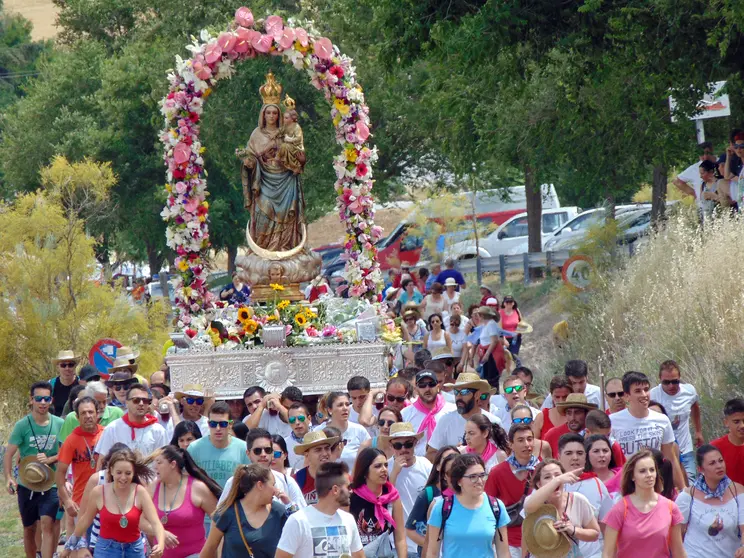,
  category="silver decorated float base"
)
[166,343,388,398]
